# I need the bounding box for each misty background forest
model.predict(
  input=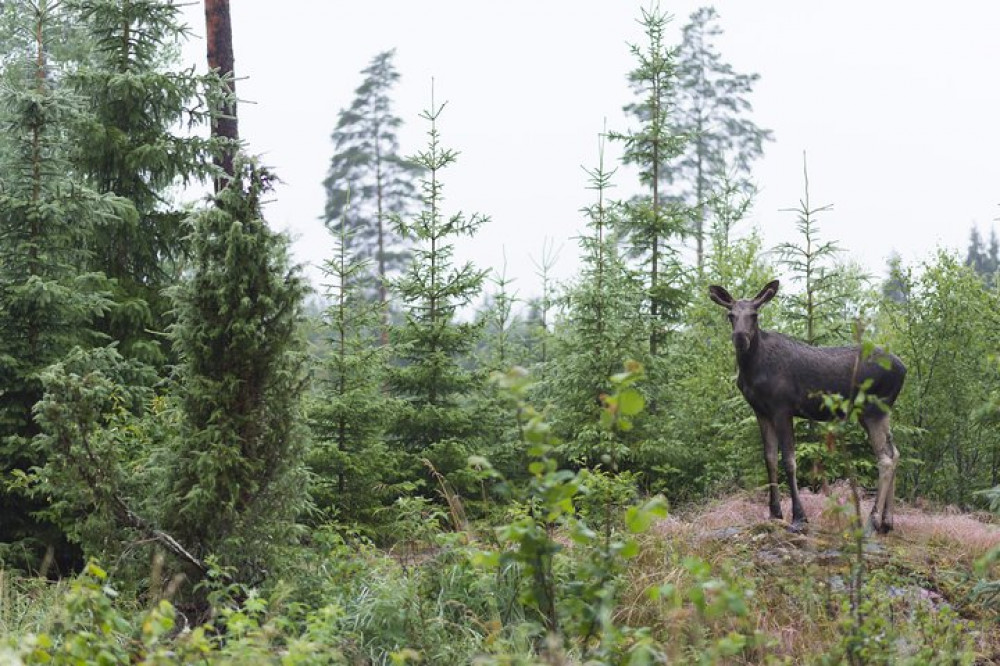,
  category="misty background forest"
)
[0,1,999,663]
